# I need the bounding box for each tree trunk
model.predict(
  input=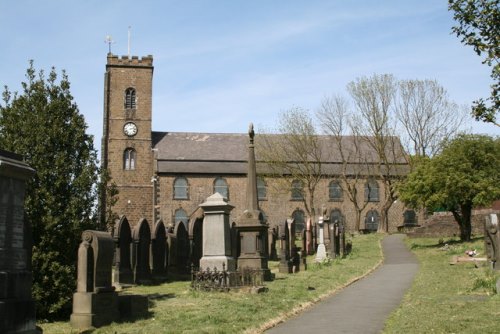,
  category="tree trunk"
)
[451,203,472,241]
[354,209,362,232]
[378,198,392,233]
